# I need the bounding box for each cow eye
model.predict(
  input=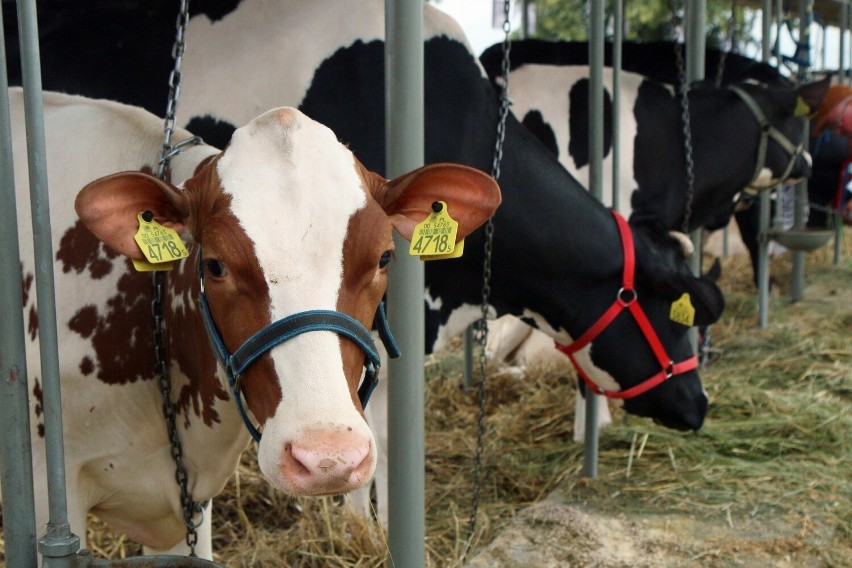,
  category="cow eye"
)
[204,258,227,278]
[379,250,393,268]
